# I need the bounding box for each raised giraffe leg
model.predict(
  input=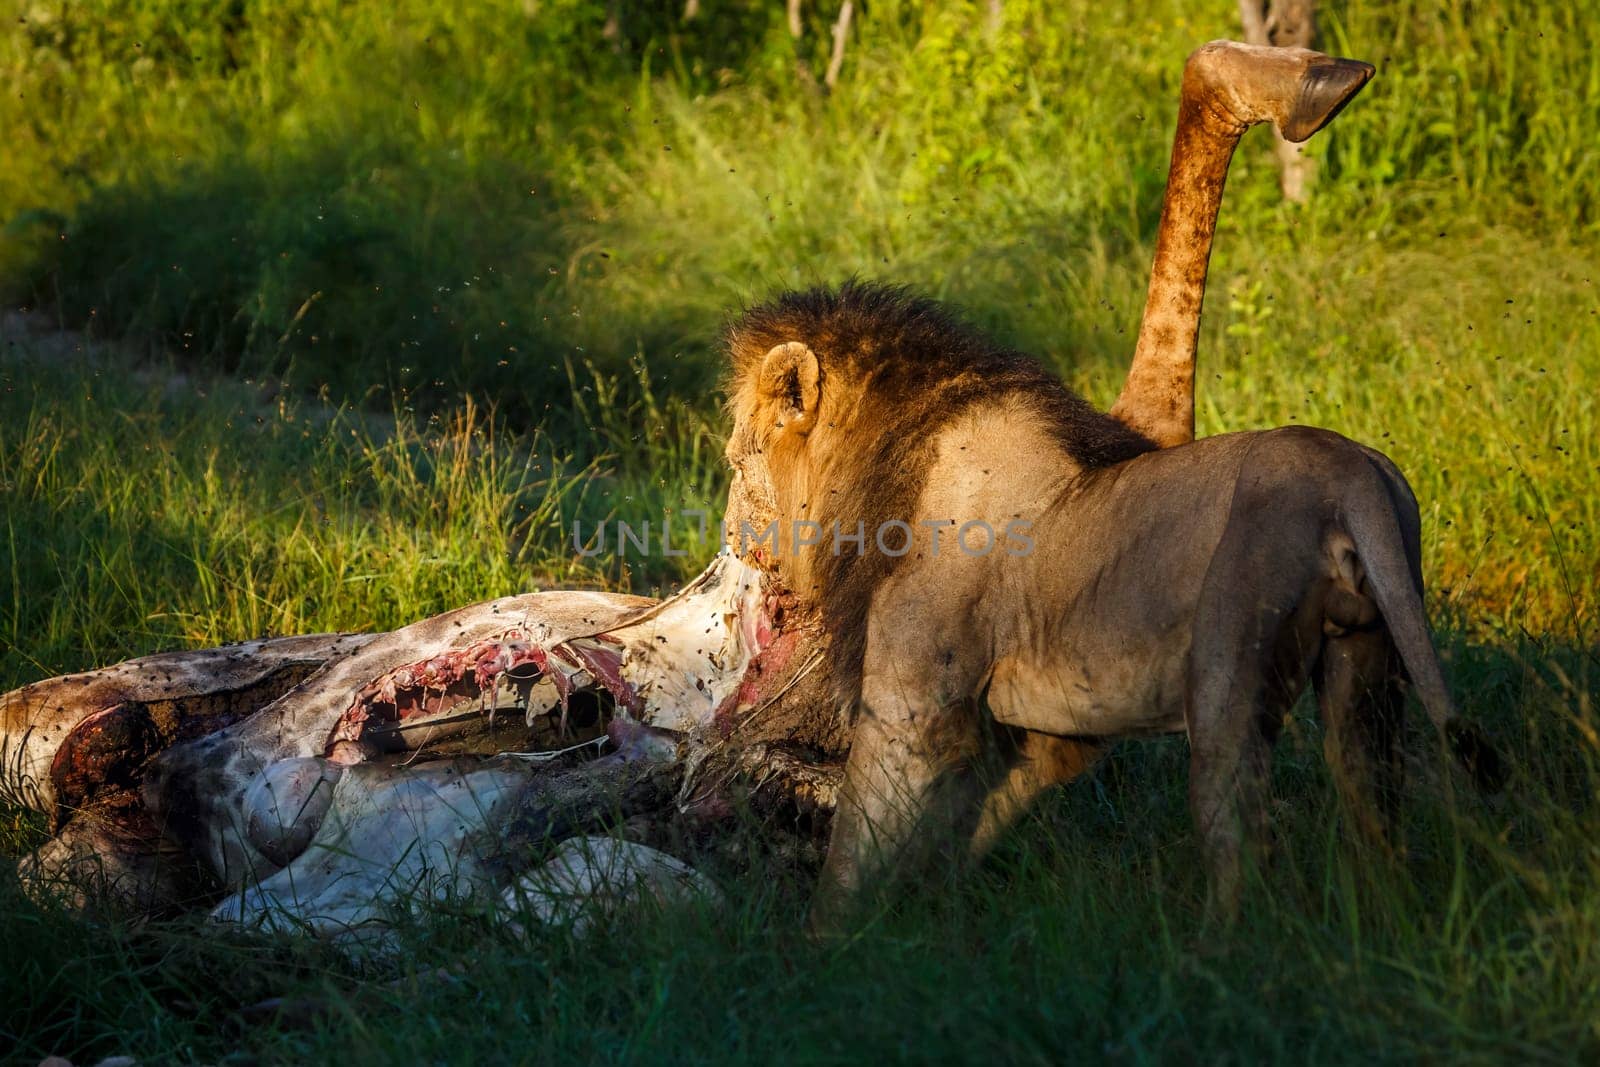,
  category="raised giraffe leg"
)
[1112,40,1373,447]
